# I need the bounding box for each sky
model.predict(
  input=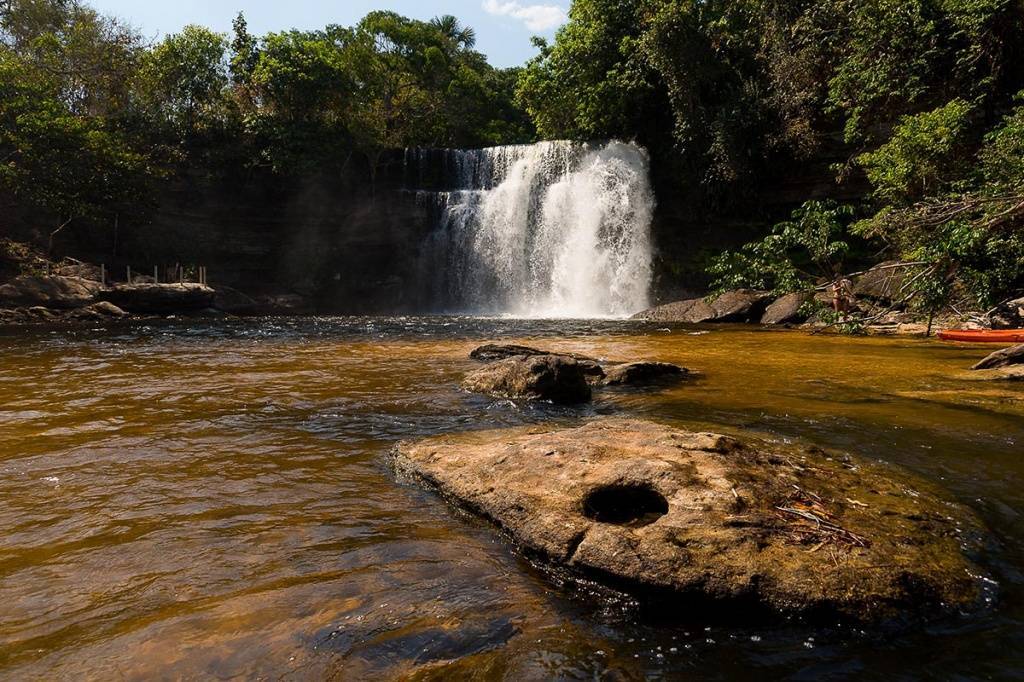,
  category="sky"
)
[87,0,570,68]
